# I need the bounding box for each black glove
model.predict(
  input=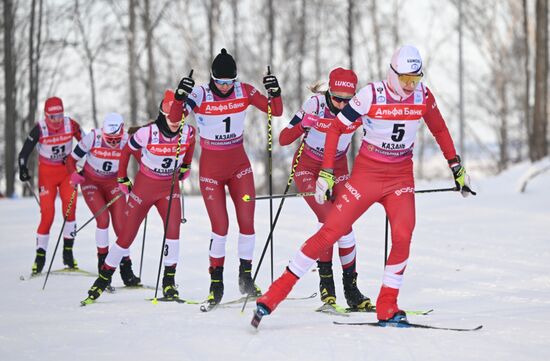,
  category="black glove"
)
[263,75,281,97]
[175,76,195,101]
[19,166,31,182]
